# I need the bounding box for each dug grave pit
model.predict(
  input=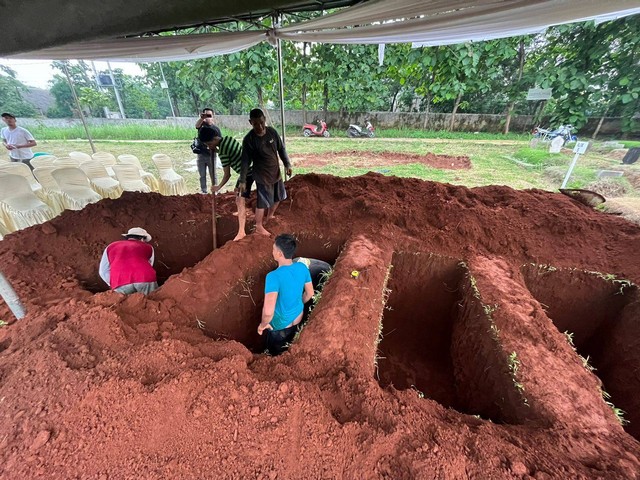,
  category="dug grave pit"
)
[151,232,344,353]
[522,264,640,438]
[377,253,465,409]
